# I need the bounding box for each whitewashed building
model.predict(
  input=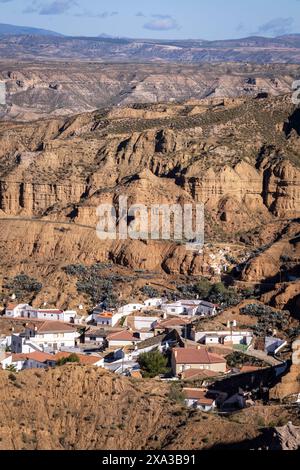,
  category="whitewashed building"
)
[11,321,80,353]
[5,304,77,323]
[162,300,217,318]
[191,330,253,346]
[143,298,164,308]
